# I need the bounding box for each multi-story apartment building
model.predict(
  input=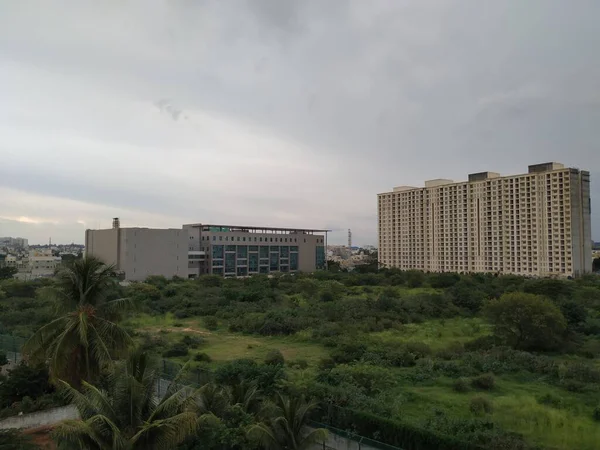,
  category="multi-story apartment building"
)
[85,219,327,281]
[378,162,592,277]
